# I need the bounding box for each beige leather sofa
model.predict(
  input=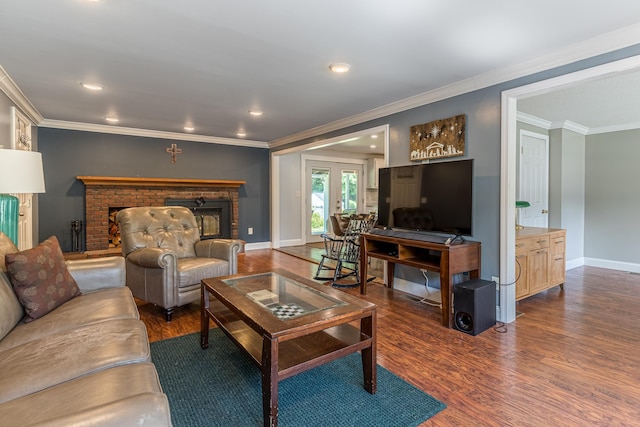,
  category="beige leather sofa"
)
[0,232,172,426]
